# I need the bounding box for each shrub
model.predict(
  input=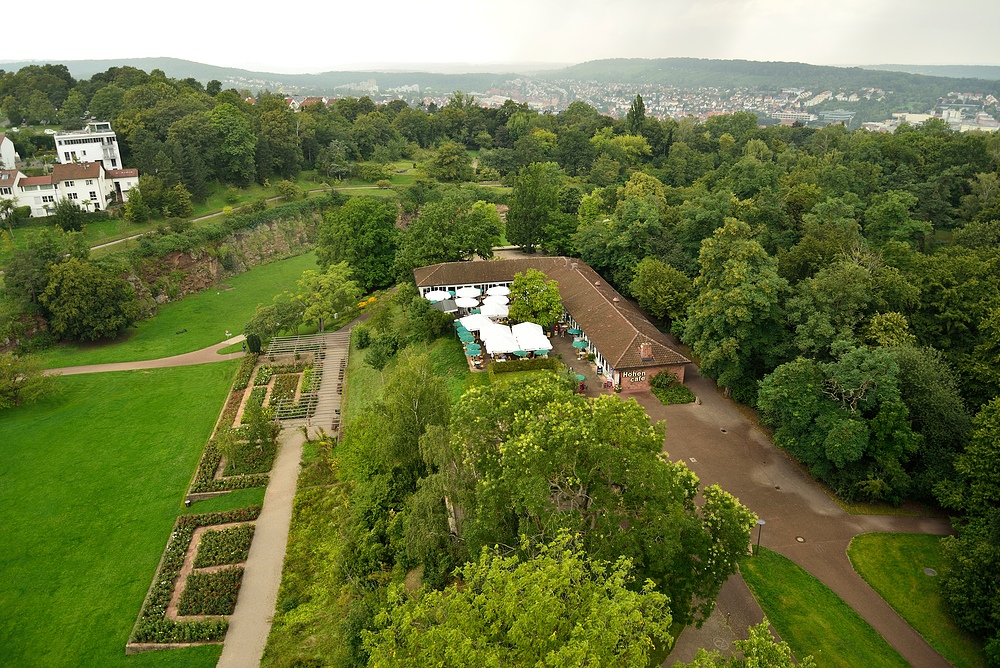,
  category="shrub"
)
[488,357,559,374]
[194,524,255,568]
[224,187,241,204]
[178,567,244,616]
[375,179,392,189]
[245,197,267,213]
[246,333,262,353]
[649,370,696,405]
[353,326,372,349]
